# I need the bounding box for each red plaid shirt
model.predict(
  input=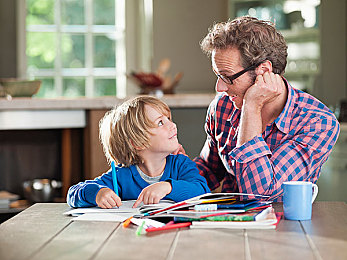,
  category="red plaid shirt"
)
[194,80,340,201]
